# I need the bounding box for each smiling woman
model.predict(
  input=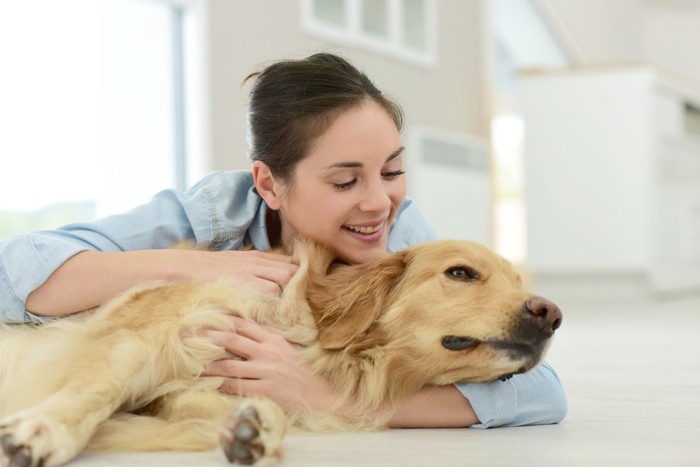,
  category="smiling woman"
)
[0,0,183,239]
